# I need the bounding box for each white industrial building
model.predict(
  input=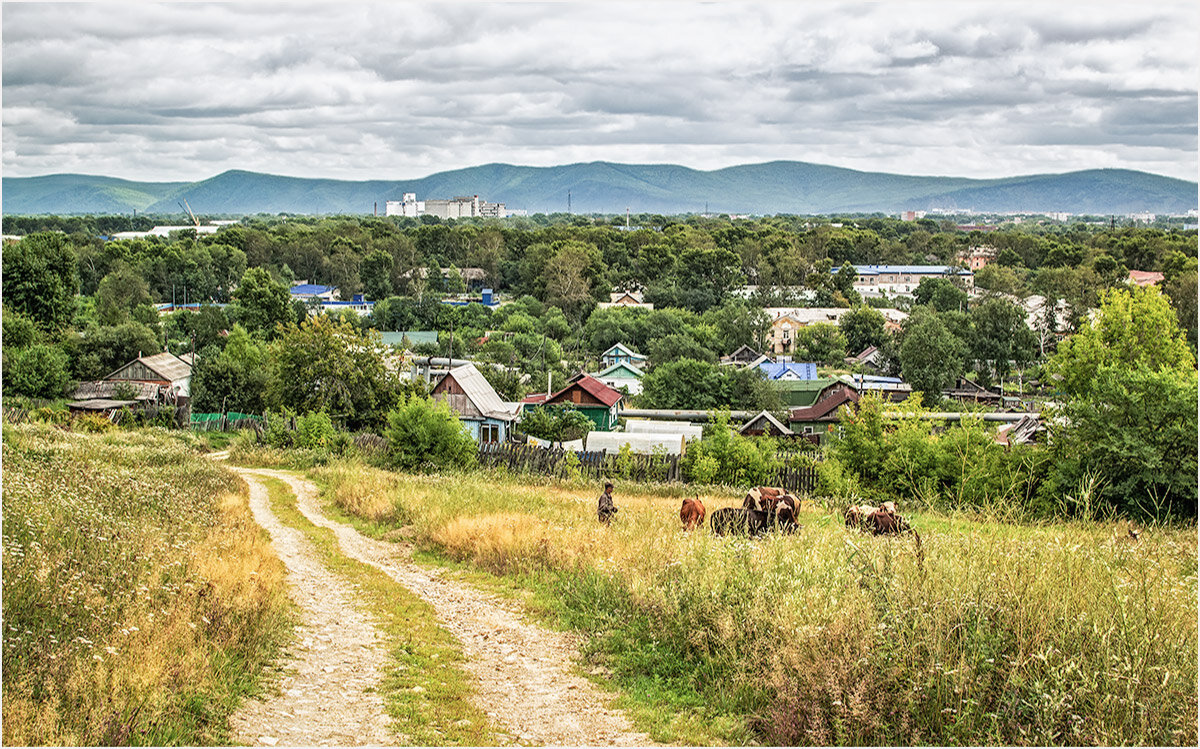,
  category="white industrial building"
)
[385,193,510,219]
